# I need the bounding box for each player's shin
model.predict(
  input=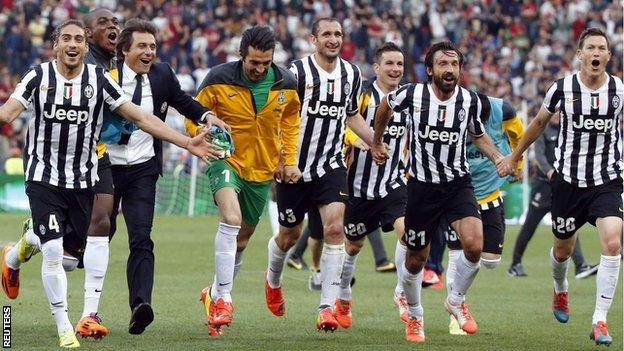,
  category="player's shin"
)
[403,267,424,319]
[448,251,479,306]
[41,238,73,334]
[446,249,461,297]
[319,243,345,308]
[82,236,109,317]
[267,236,288,288]
[550,247,570,293]
[592,255,621,324]
[339,251,359,301]
[213,222,240,302]
[394,241,406,295]
[233,250,244,280]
